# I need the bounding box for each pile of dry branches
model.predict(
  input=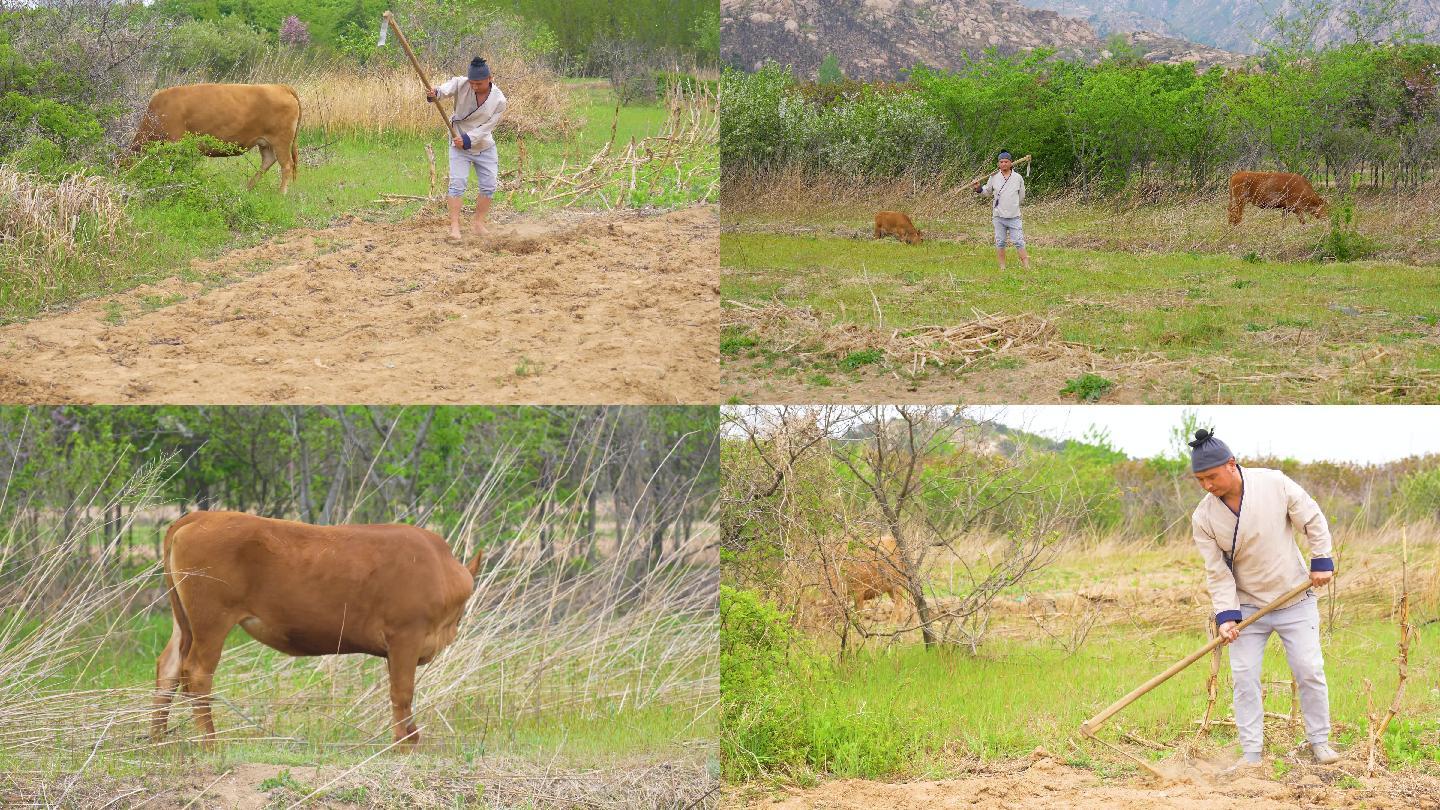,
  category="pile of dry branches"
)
[725,300,1081,373]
